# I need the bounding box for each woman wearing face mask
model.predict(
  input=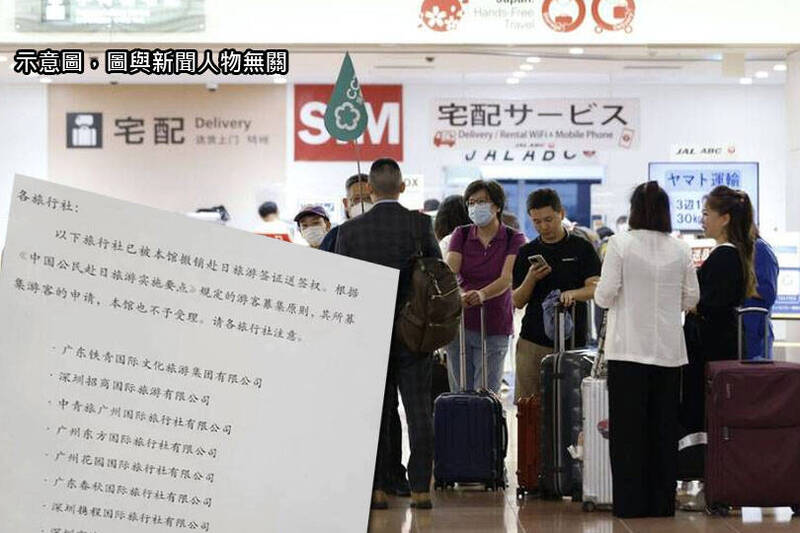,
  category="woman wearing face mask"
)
[445,180,526,393]
[677,186,757,510]
[293,205,332,249]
